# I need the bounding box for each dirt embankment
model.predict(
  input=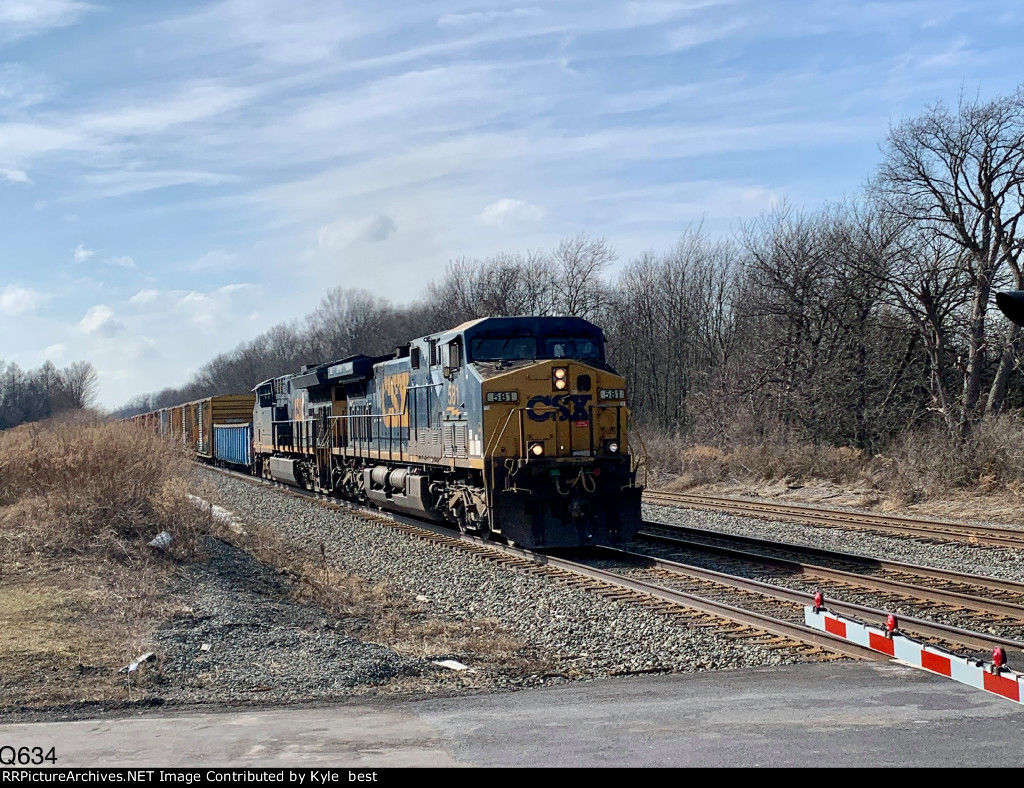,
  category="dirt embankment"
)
[0,419,542,719]
[663,476,1024,526]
